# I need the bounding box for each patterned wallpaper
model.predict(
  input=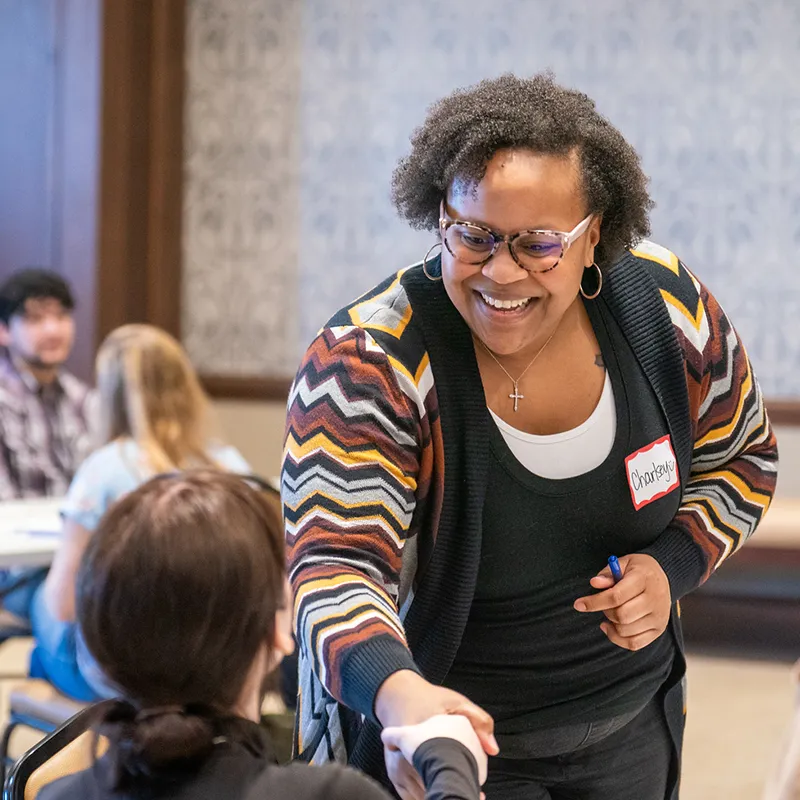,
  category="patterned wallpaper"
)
[182,0,302,375]
[182,0,800,396]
